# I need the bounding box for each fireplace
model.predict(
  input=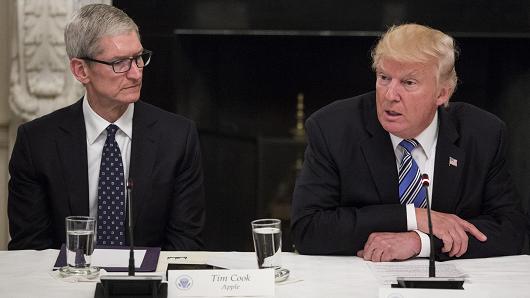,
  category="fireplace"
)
[115,0,530,251]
